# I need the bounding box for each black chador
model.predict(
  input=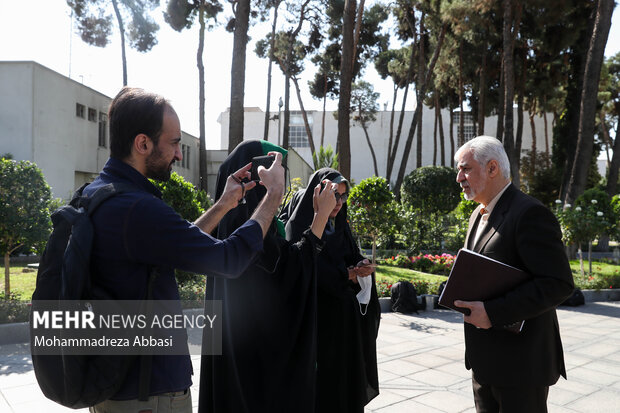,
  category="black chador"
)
[199,140,321,413]
[280,168,380,413]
